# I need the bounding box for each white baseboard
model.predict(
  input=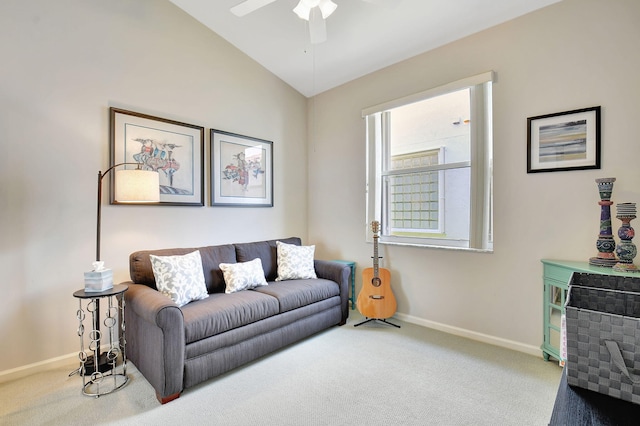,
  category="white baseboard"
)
[394,312,543,358]
[0,352,77,384]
